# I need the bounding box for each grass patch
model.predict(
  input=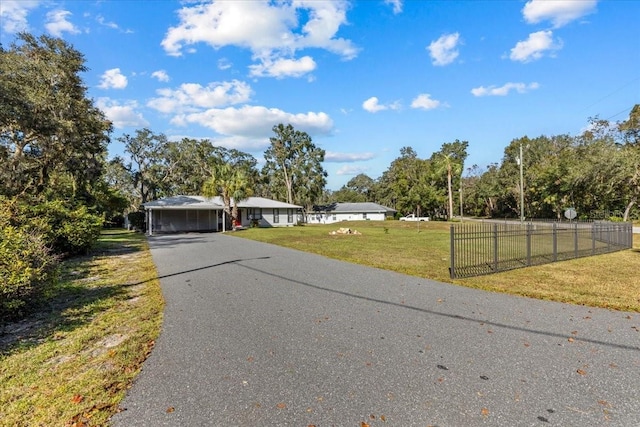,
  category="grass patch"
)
[0,229,163,426]
[234,221,640,312]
